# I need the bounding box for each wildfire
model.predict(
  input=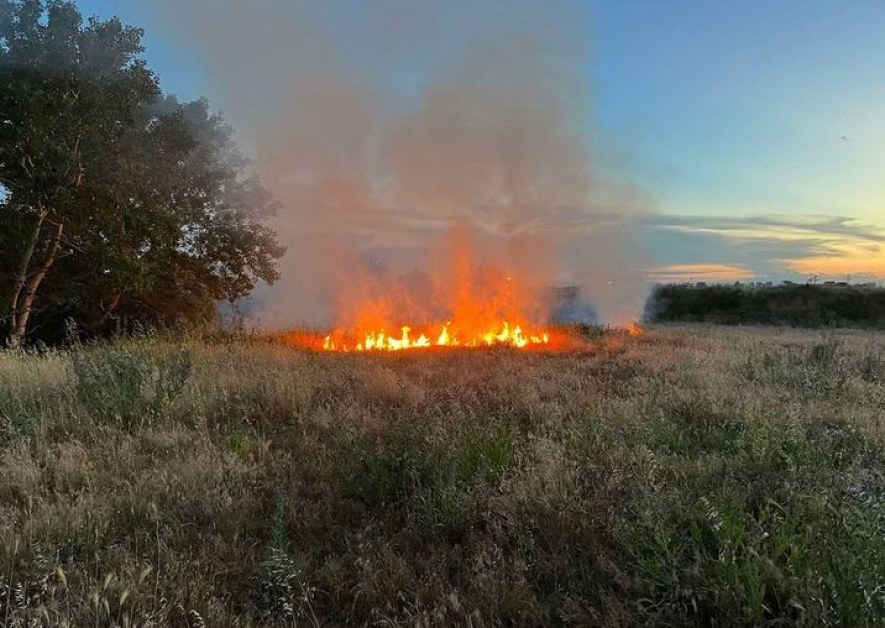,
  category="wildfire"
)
[321,321,550,352]
[627,322,645,337]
